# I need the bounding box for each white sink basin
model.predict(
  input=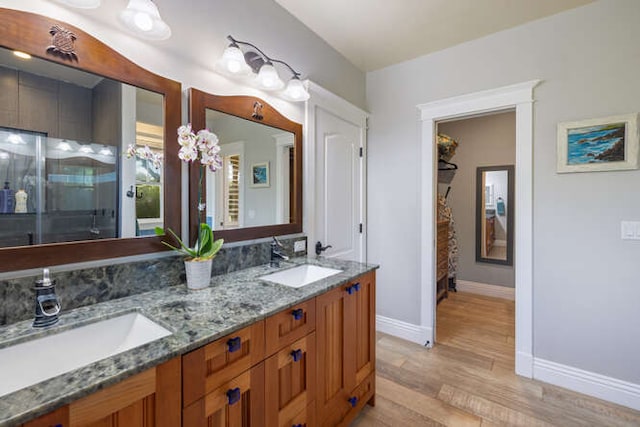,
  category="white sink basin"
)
[259,264,342,288]
[0,312,171,398]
